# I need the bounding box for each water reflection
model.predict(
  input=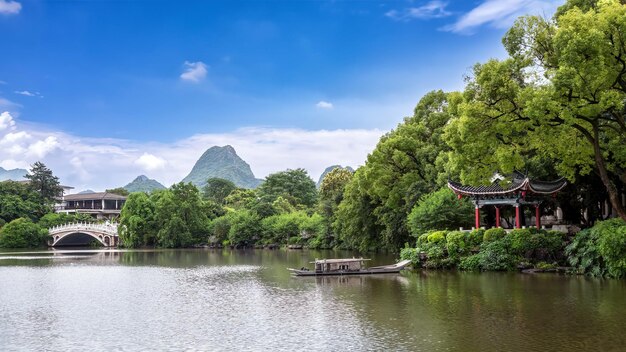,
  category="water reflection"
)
[0,249,625,351]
